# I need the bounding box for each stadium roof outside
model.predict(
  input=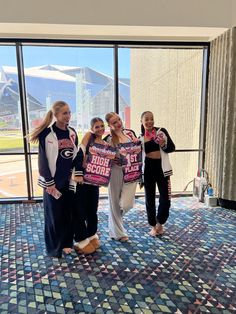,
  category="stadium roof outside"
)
[1,65,130,114]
